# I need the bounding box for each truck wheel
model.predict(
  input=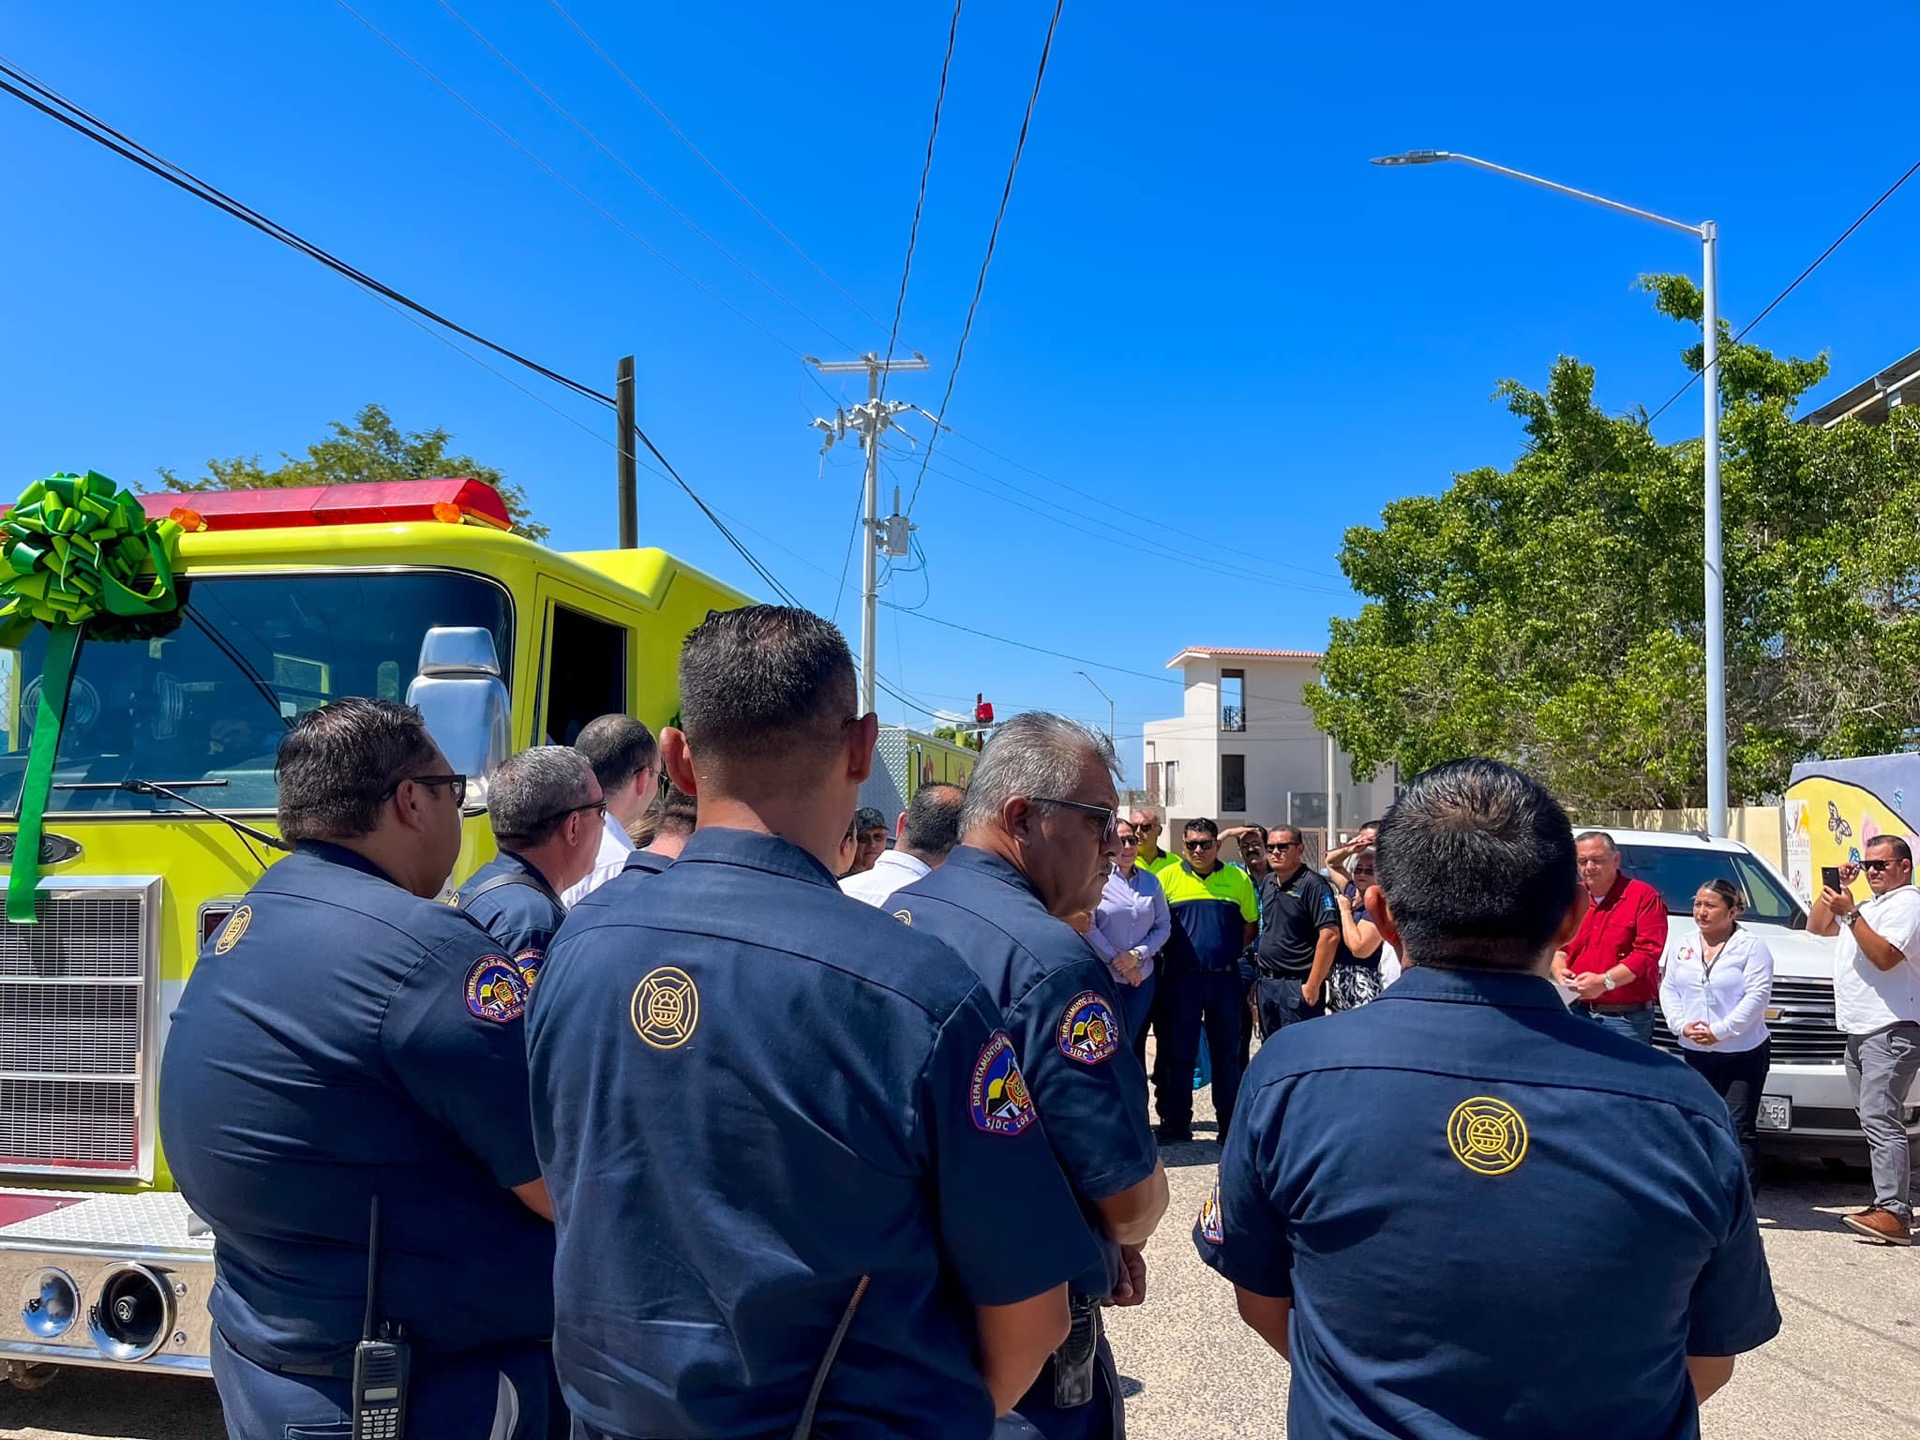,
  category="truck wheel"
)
[0,1360,61,1390]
